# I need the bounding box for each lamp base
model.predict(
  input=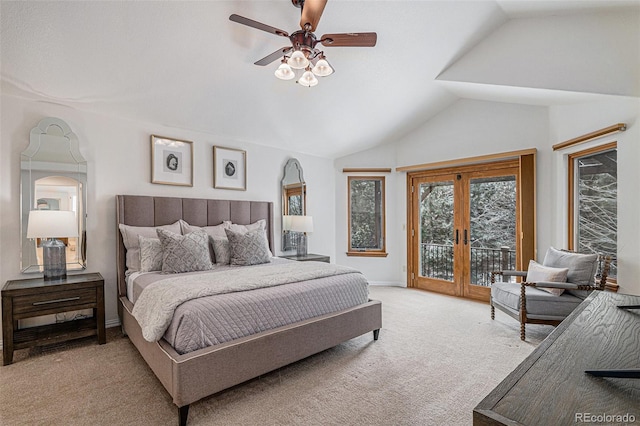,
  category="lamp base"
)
[42,238,67,281]
[296,233,308,257]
